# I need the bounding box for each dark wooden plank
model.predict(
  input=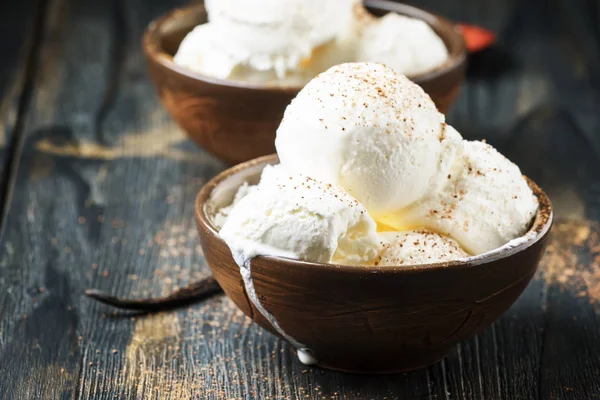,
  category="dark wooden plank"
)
[0,0,45,208]
[0,0,600,398]
[0,0,221,398]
